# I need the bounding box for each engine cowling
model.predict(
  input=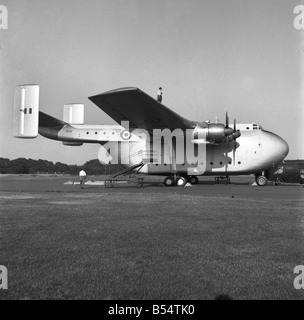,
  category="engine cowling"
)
[207,123,227,142]
[192,121,239,144]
